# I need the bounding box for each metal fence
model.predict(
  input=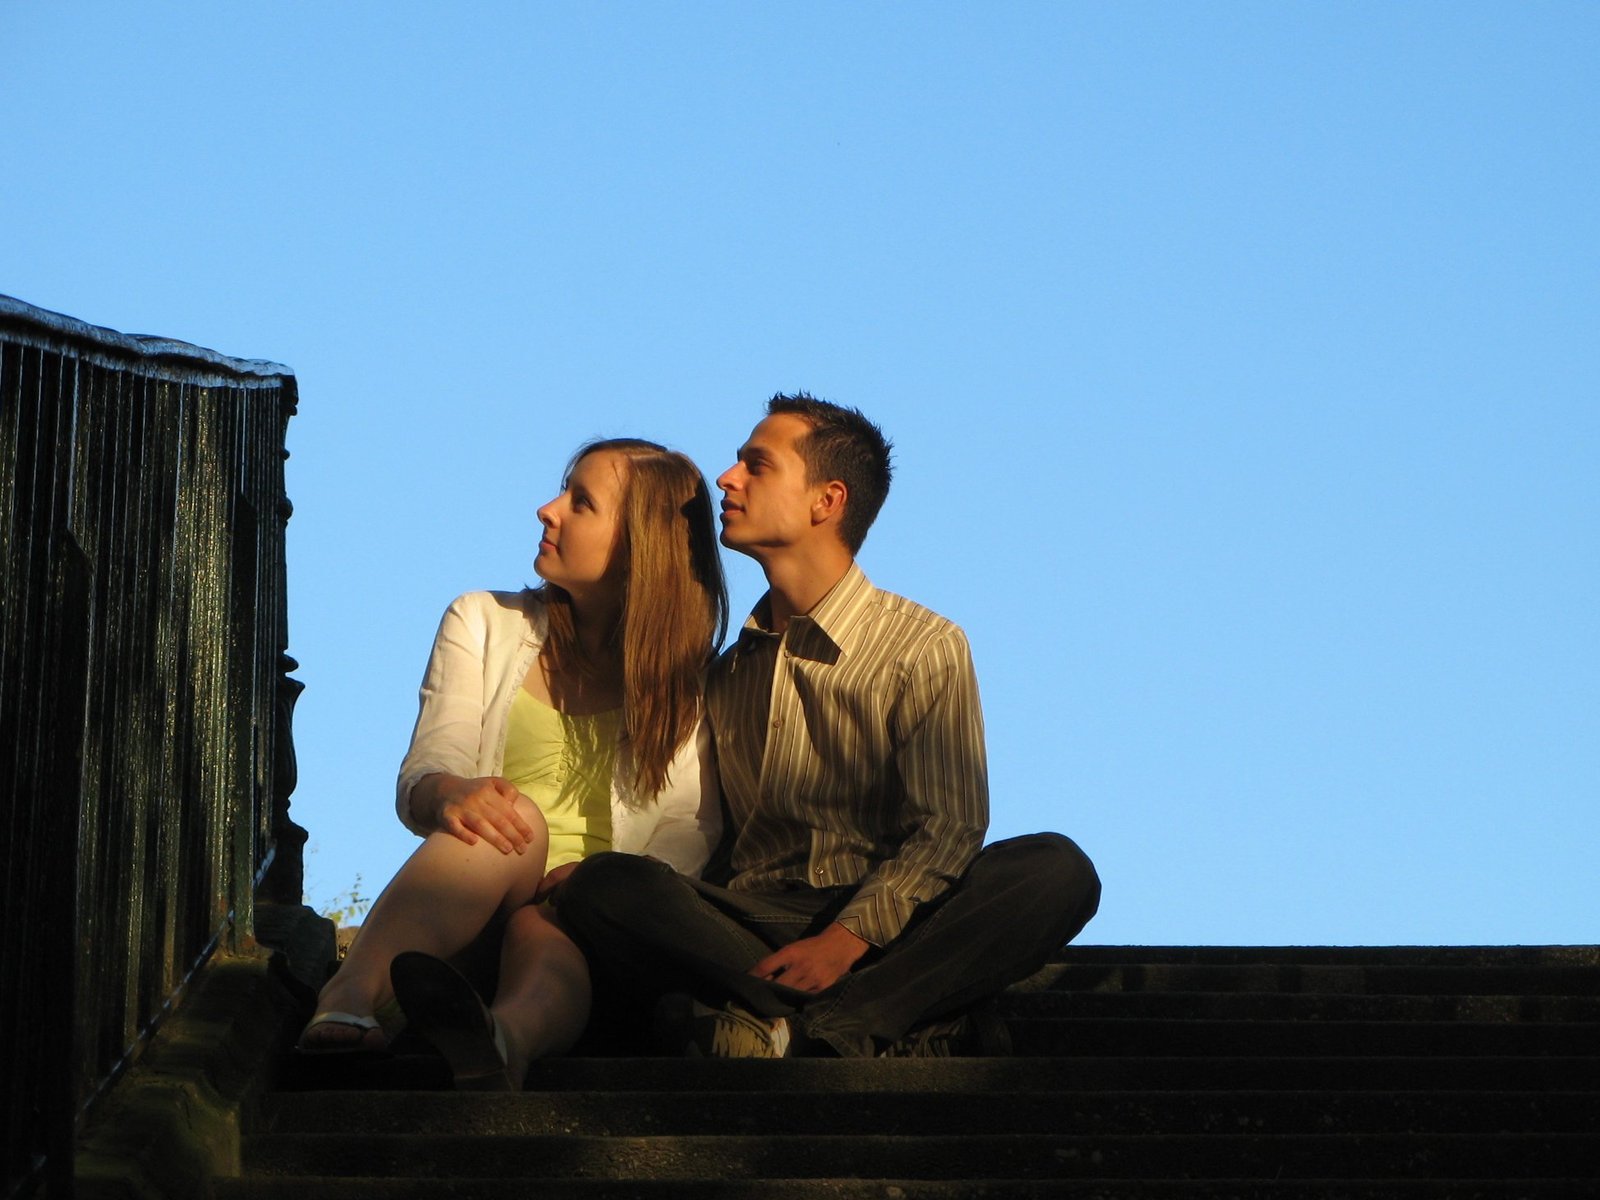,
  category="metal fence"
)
[0,296,301,1199]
